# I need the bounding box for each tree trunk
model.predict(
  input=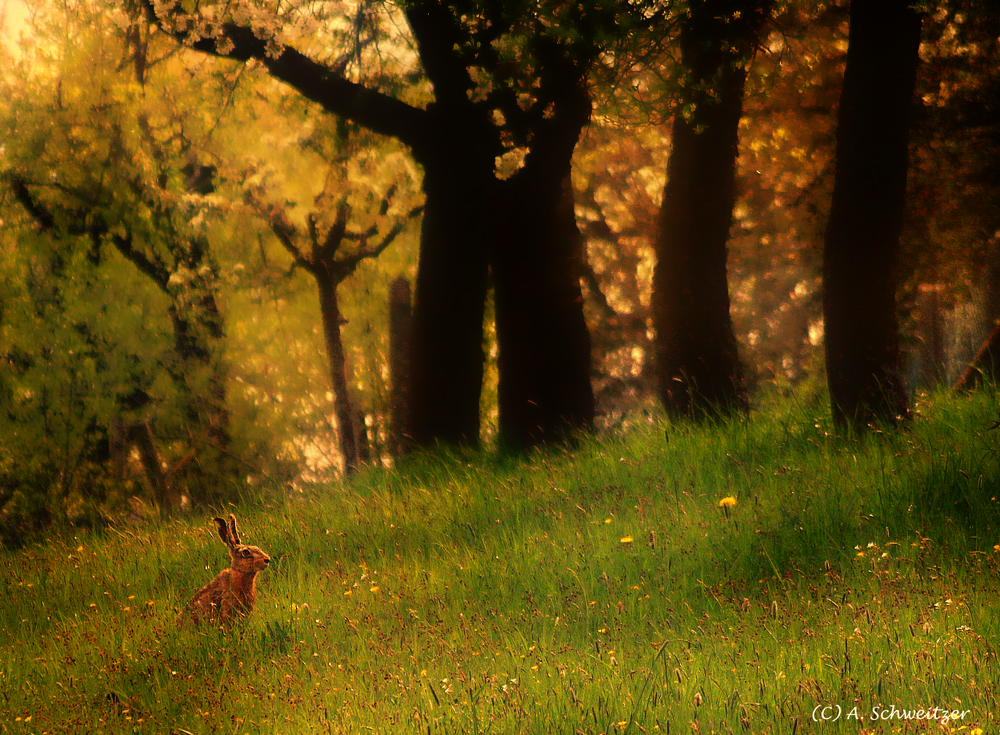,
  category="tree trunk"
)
[316,272,359,472]
[388,275,413,456]
[494,170,595,449]
[652,110,748,419]
[823,0,922,431]
[651,0,769,420]
[407,115,493,448]
[492,79,595,450]
[127,420,178,513]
